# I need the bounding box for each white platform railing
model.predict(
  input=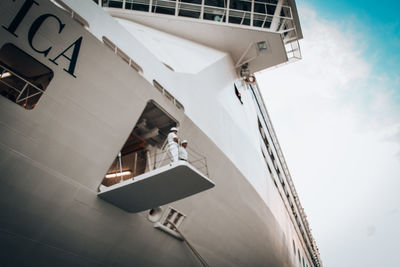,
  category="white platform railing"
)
[96,0,301,60]
[95,0,300,42]
[101,146,209,187]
